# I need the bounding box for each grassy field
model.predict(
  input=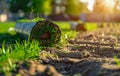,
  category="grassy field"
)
[0,21,98,73]
[0,22,15,33]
